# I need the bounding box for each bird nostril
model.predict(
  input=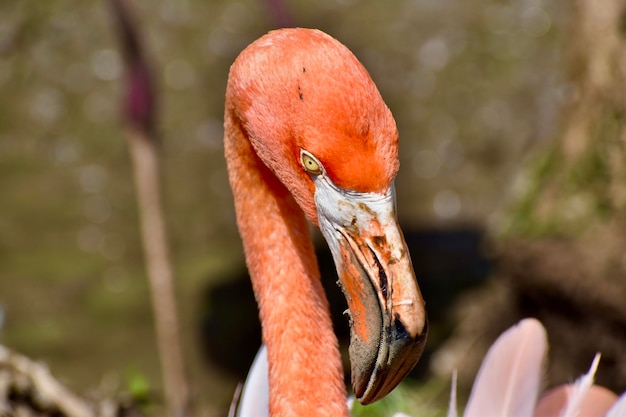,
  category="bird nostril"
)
[371,249,389,301]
